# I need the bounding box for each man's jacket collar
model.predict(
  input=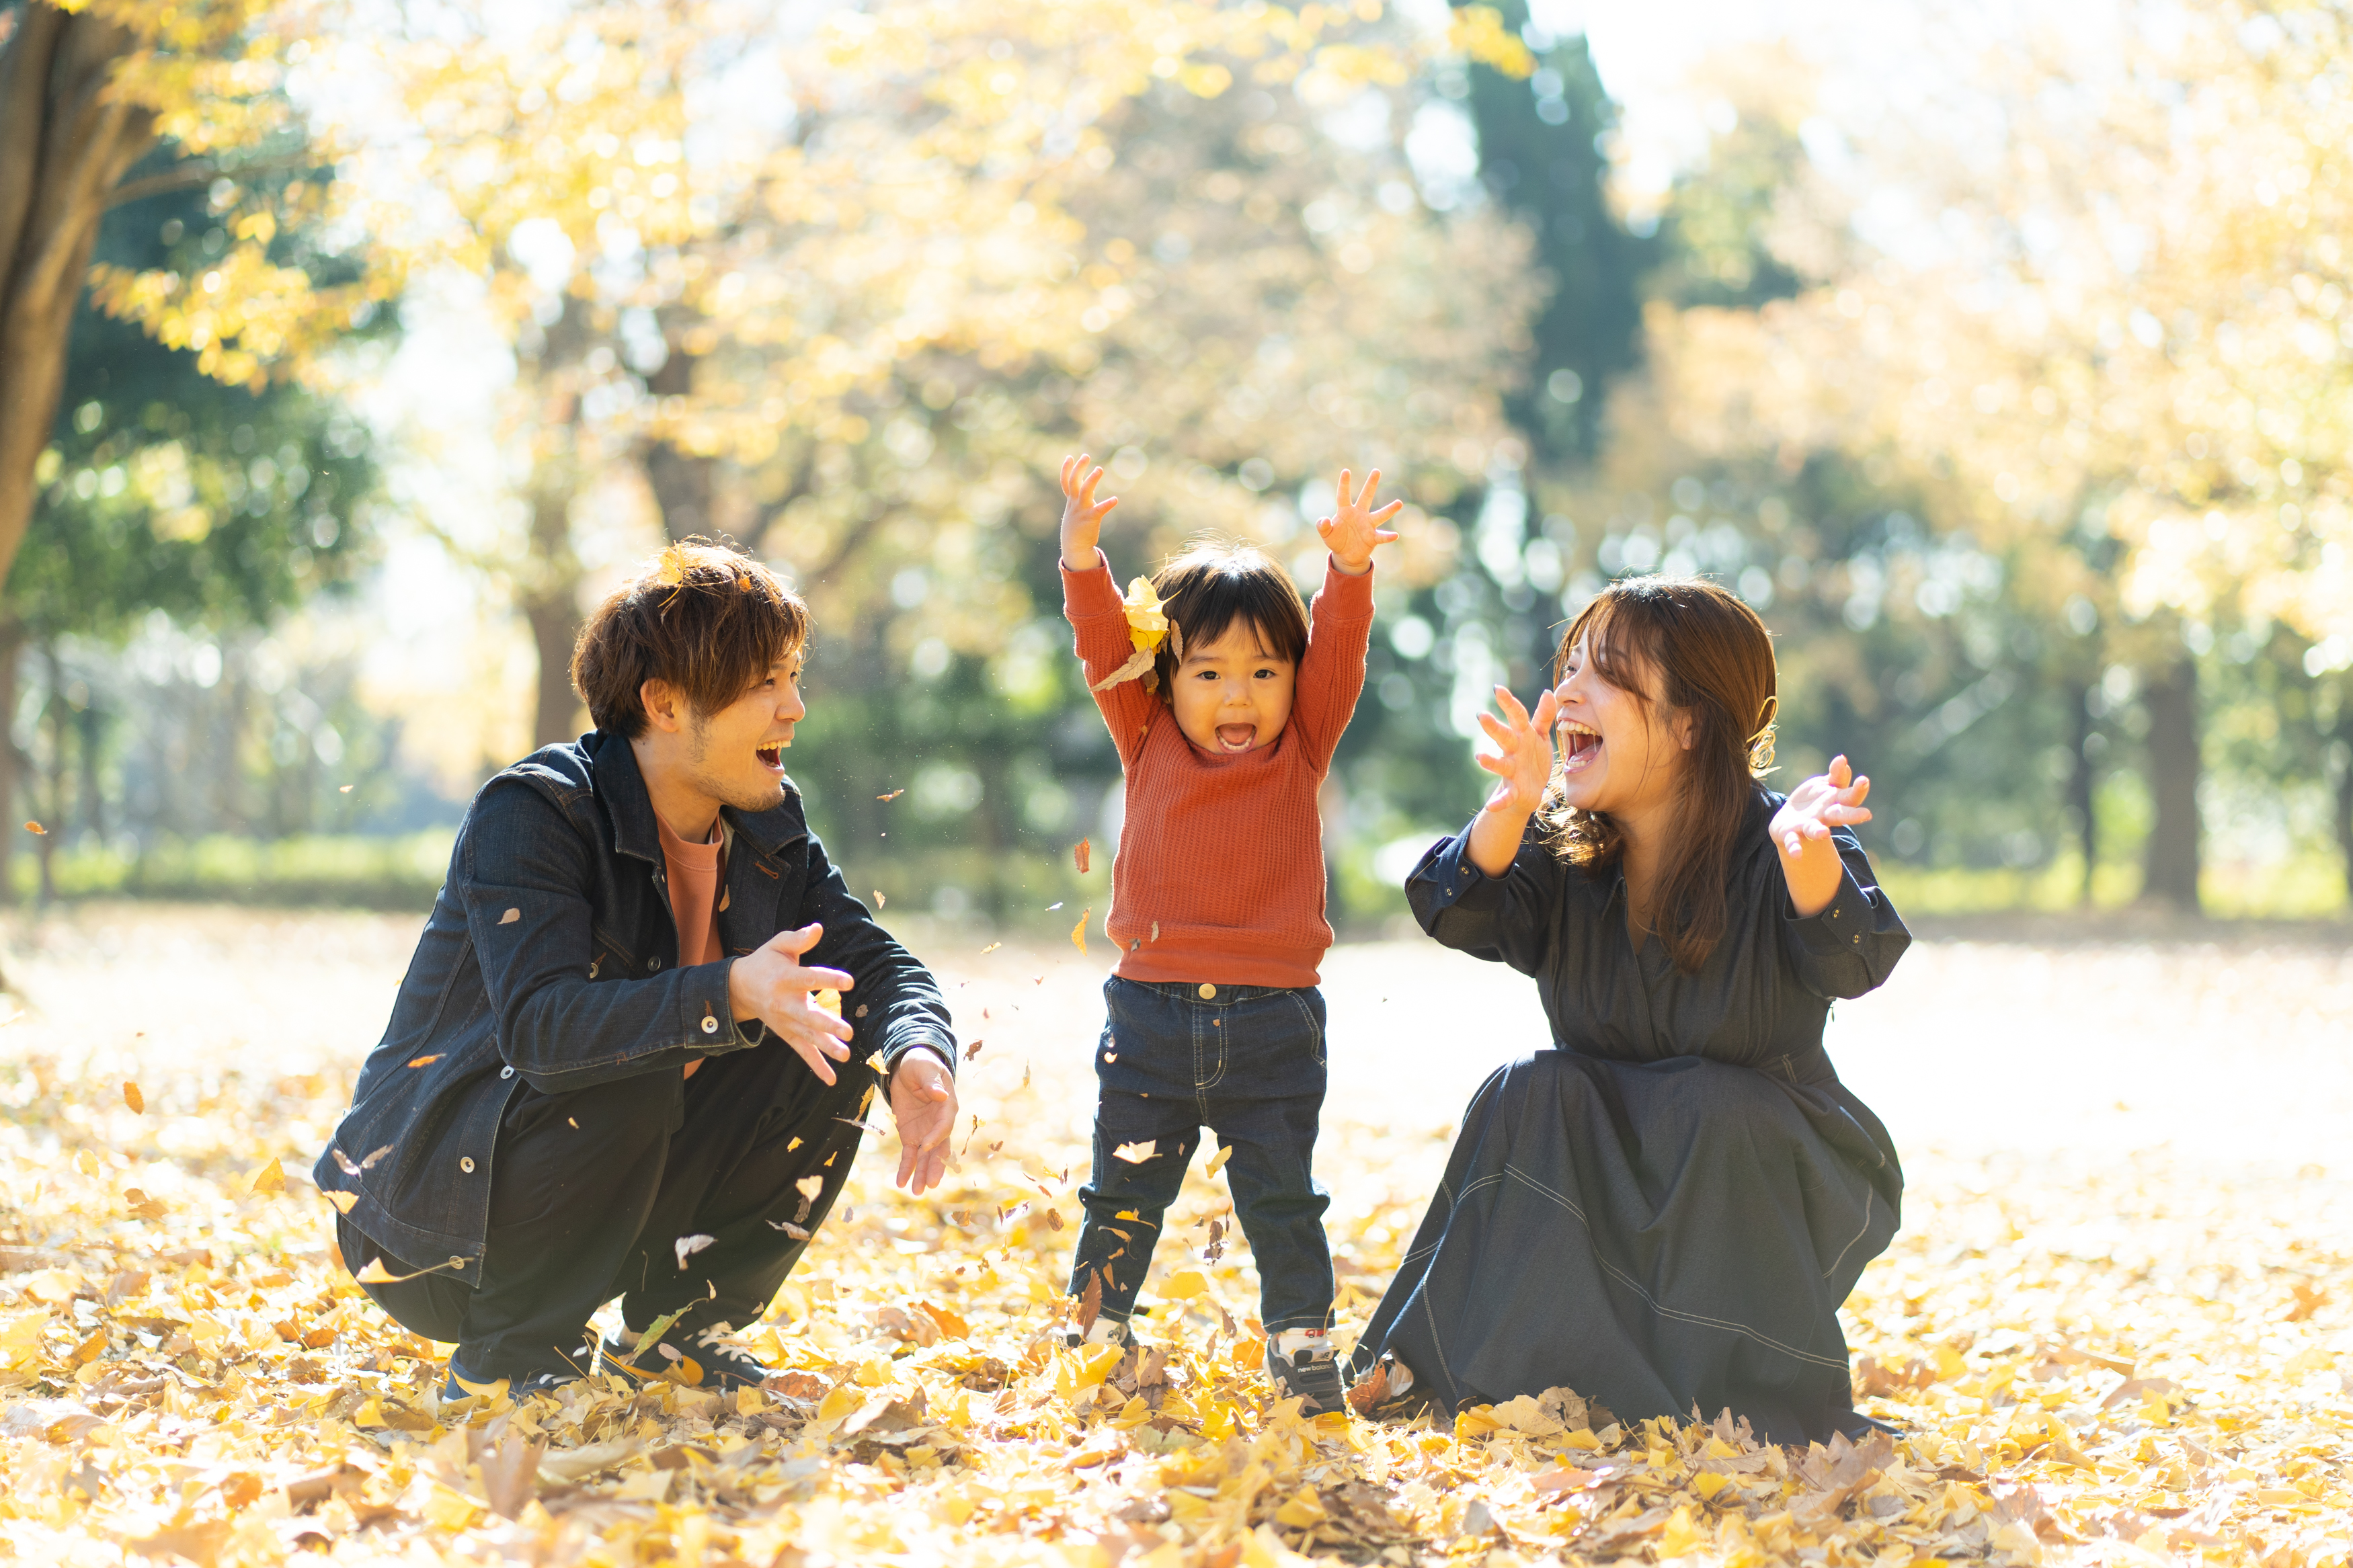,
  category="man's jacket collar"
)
[584,728,806,864]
